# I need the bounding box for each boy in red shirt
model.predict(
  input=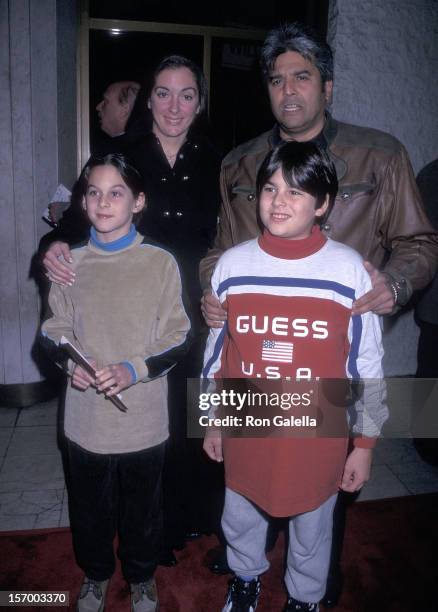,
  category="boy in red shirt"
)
[203,142,387,611]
